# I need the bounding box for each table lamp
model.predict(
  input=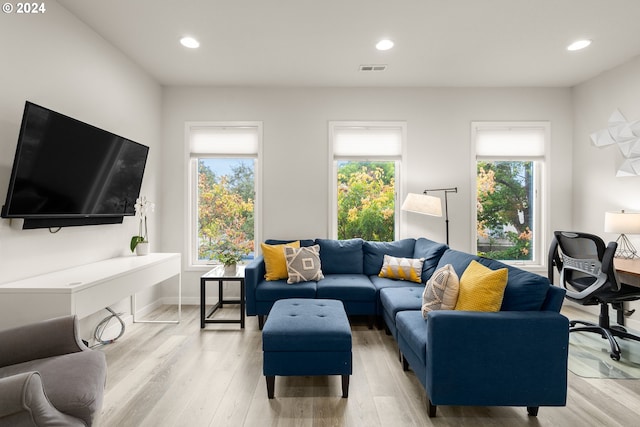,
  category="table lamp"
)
[604,210,640,259]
